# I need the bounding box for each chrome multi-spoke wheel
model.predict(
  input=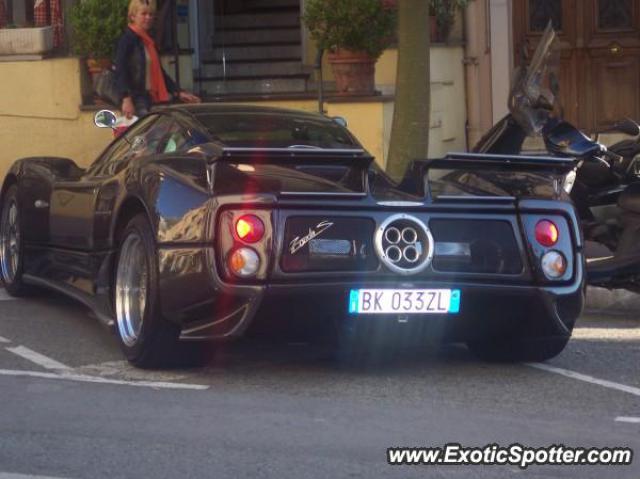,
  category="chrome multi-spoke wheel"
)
[115,232,148,347]
[0,200,19,283]
[0,185,27,297]
[113,214,179,368]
